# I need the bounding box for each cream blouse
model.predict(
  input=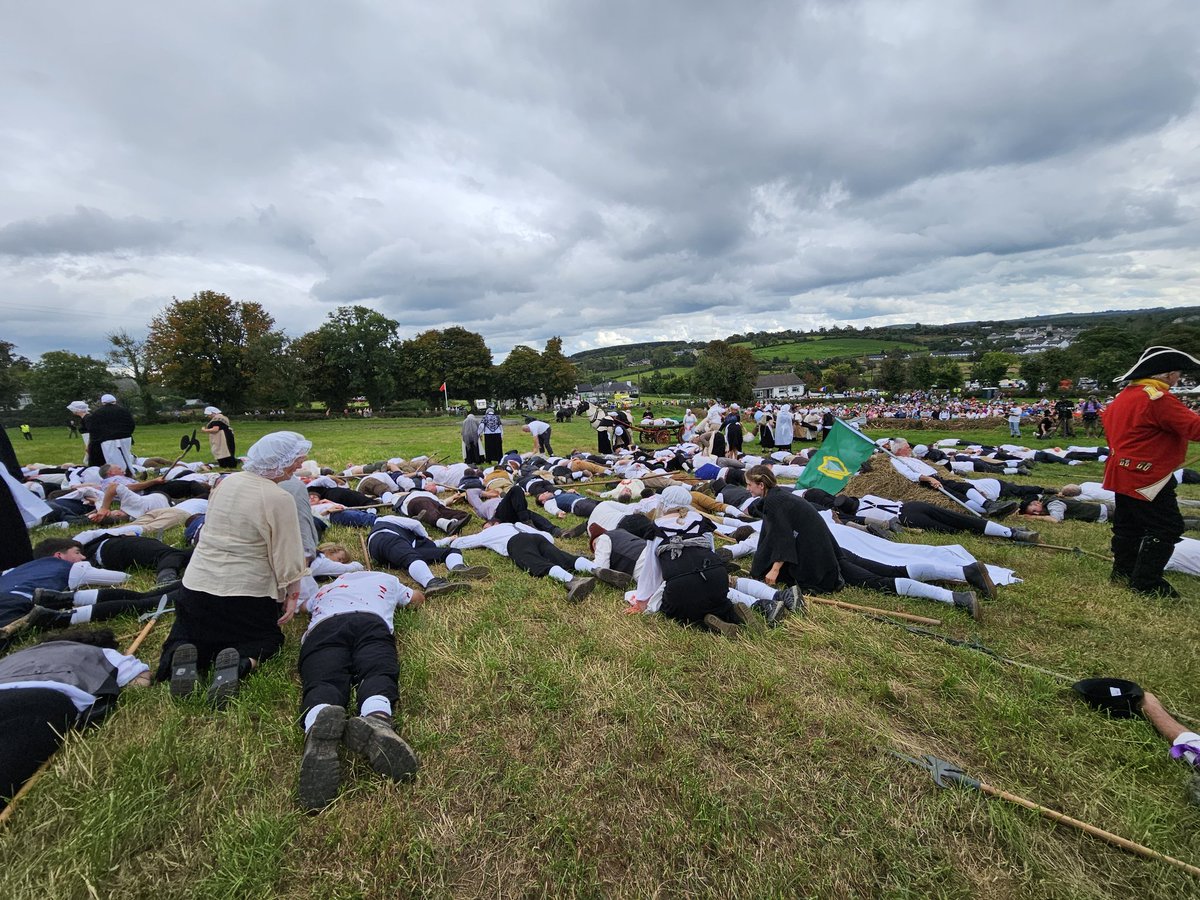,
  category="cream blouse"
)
[182,470,308,599]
